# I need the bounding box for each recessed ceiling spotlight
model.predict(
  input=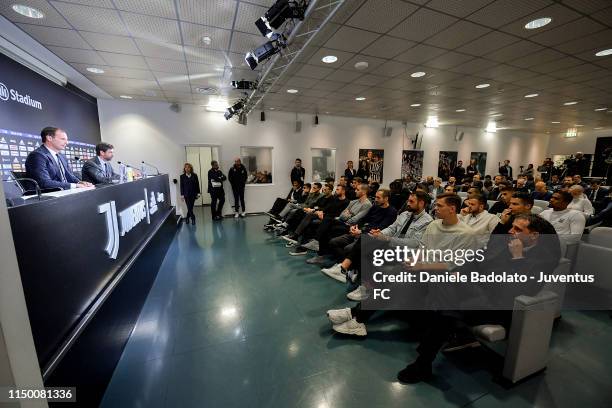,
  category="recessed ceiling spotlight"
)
[551,121,560,124]
[202,36,212,46]
[524,17,552,30]
[491,113,503,117]
[575,124,584,127]
[119,95,132,99]
[86,67,104,74]
[354,61,369,70]
[269,107,275,110]
[355,97,366,101]
[322,55,338,63]
[595,48,612,57]
[410,103,421,107]
[595,107,607,111]
[286,89,298,94]
[486,121,497,133]
[524,93,539,98]
[563,101,578,105]
[524,117,534,120]
[475,83,490,89]
[325,111,329,114]
[456,109,466,112]
[411,71,426,78]
[594,127,604,130]
[12,4,44,19]
[425,116,439,128]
